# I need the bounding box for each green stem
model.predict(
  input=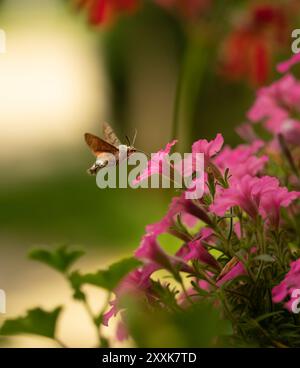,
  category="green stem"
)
[82,298,102,347]
[179,278,194,305]
[54,337,68,348]
[171,56,186,141]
